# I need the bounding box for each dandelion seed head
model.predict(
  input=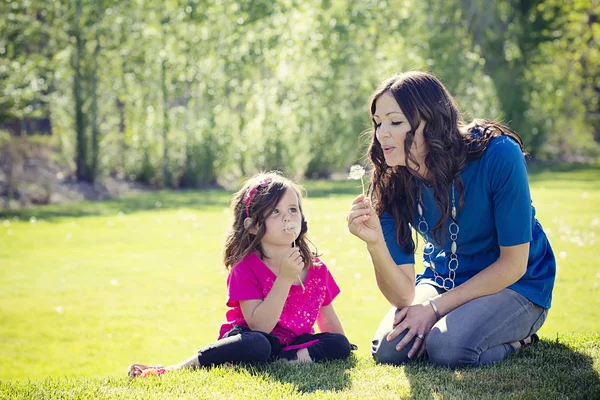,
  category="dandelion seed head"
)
[348,164,366,180]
